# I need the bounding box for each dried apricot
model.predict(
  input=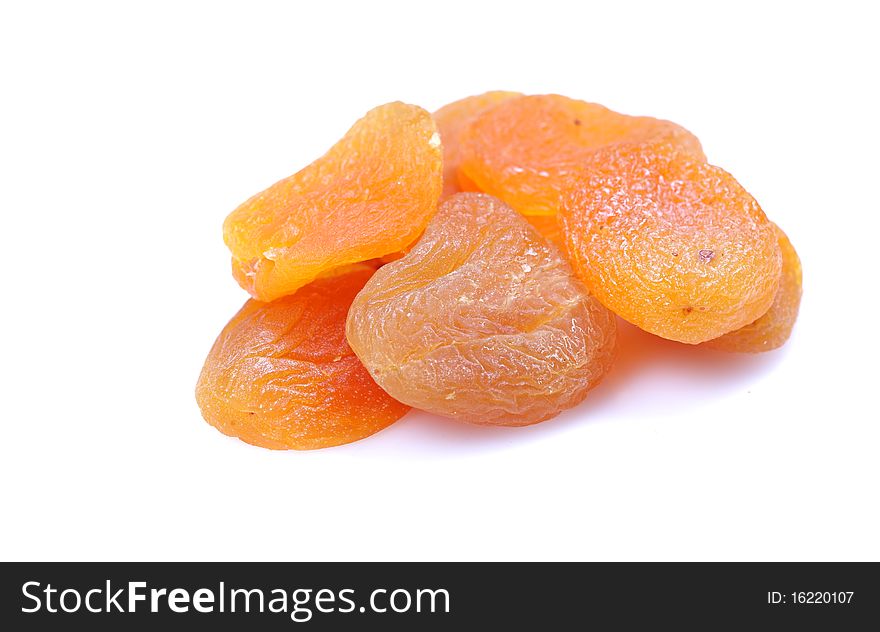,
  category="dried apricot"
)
[458,94,705,216]
[705,224,801,352]
[224,102,442,302]
[433,91,522,199]
[346,193,617,426]
[525,213,566,251]
[559,142,782,345]
[196,267,409,450]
